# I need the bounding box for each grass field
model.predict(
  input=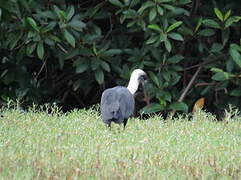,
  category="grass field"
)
[0,105,241,179]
